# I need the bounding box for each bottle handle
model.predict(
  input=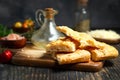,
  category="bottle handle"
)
[35,9,44,27]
